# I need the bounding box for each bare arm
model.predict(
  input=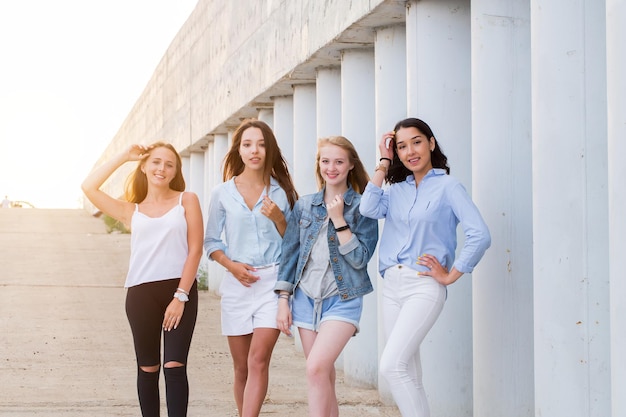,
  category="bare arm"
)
[326,194,352,245]
[163,192,204,331]
[370,131,395,187]
[81,145,148,225]
[177,192,204,293]
[260,196,287,236]
[210,250,259,287]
